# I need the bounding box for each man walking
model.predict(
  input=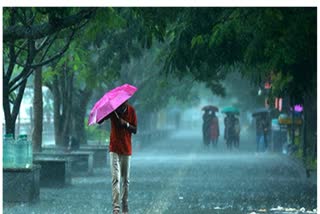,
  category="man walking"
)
[99,101,137,214]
